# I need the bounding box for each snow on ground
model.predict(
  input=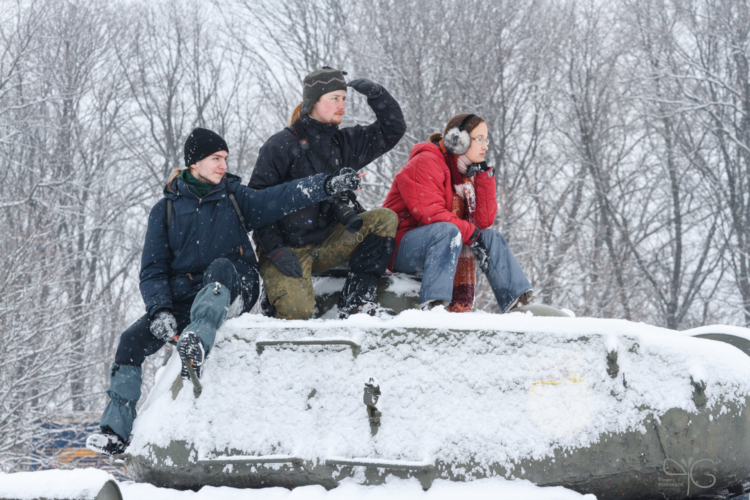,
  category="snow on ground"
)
[119,477,595,499]
[0,469,595,499]
[128,308,750,475]
[0,468,115,499]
